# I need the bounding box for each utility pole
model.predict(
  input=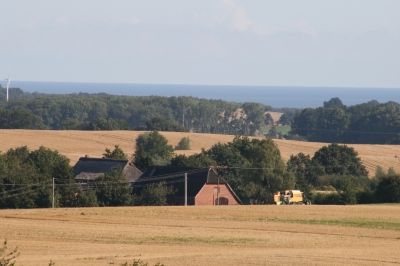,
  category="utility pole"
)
[217,176,219,206]
[52,178,55,209]
[184,173,187,206]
